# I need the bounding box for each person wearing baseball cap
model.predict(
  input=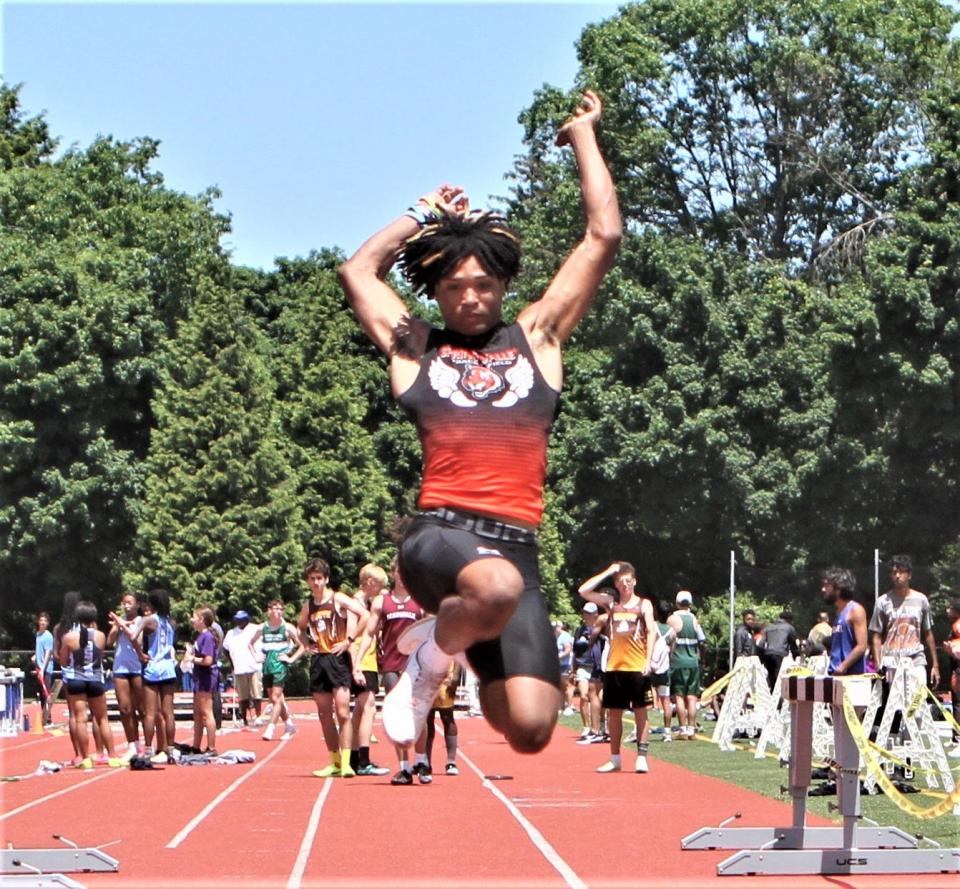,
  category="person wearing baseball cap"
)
[667,591,706,740]
[571,601,605,743]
